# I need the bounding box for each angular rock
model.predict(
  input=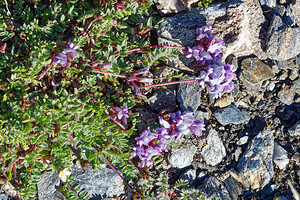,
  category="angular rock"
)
[157,0,266,71]
[290,0,300,26]
[288,120,300,137]
[240,58,275,86]
[194,109,211,124]
[223,176,244,200]
[277,84,295,105]
[273,142,289,170]
[215,93,234,108]
[147,89,176,113]
[198,176,231,200]
[266,5,286,21]
[213,104,248,126]
[71,165,124,199]
[260,0,276,8]
[237,129,274,189]
[284,5,296,26]
[293,78,300,95]
[154,0,198,15]
[266,15,300,61]
[177,79,202,113]
[37,171,64,200]
[0,194,9,200]
[201,128,226,166]
[169,141,197,169]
